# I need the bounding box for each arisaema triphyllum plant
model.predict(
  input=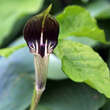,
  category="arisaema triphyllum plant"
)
[23,4,59,110]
